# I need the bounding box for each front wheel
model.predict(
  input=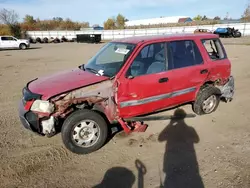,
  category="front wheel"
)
[192,86,221,115]
[61,109,108,154]
[19,43,27,50]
